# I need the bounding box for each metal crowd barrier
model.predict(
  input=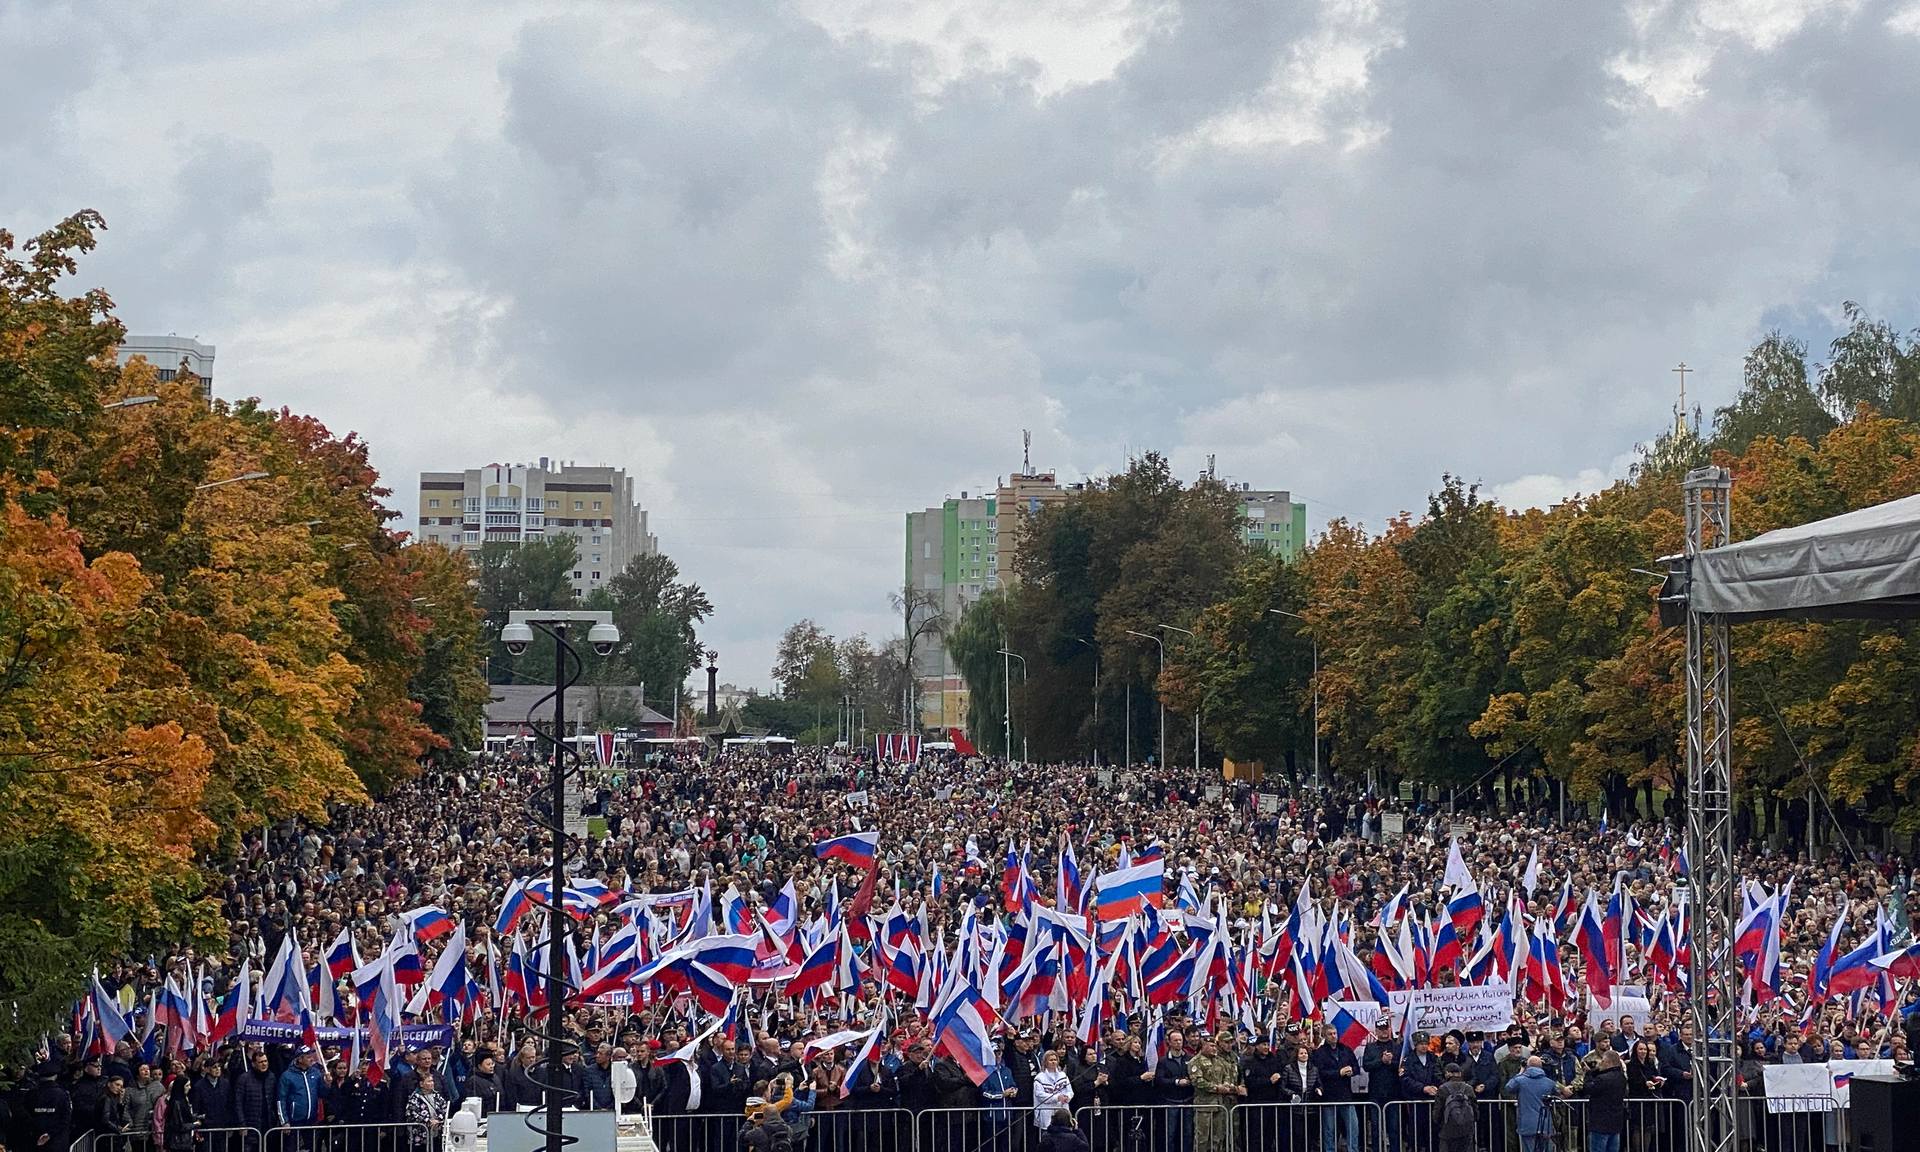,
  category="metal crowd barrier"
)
[1749,1094,1841,1152]
[94,1128,270,1152]
[264,1121,429,1152]
[649,1106,914,1152]
[1380,1095,1691,1152]
[1071,1102,1231,1152]
[916,1105,1024,1152]
[1224,1100,1384,1152]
